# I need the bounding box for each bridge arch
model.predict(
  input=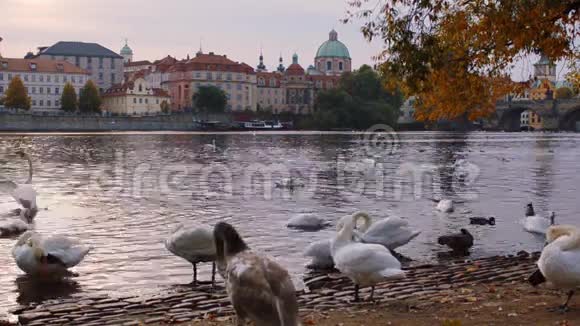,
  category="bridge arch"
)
[558,104,580,131]
[497,107,542,131]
